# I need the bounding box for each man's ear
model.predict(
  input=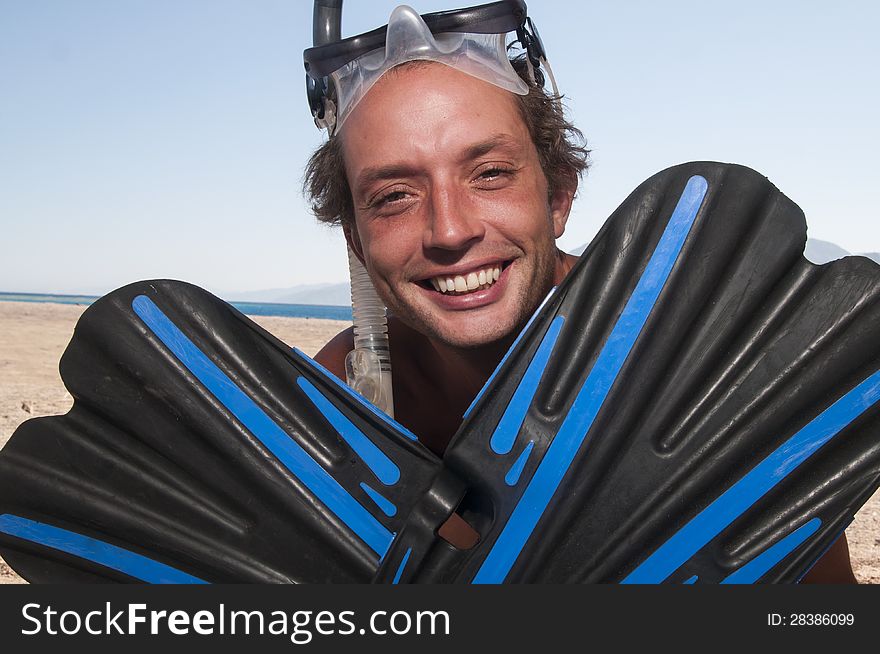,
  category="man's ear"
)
[550,178,577,239]
[343,222,366,265]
